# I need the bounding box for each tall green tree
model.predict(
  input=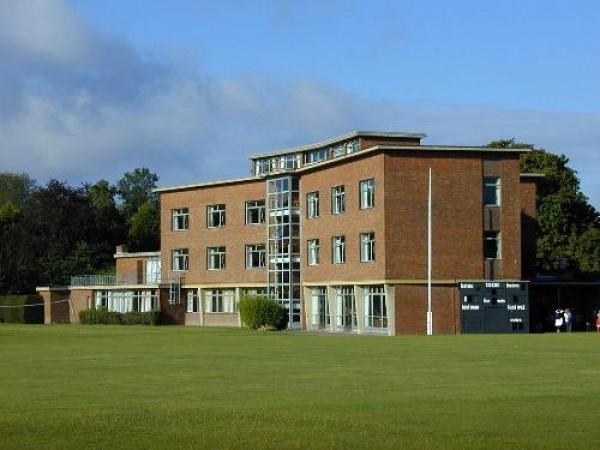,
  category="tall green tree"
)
[488,139,600,274]
[117,168,160,251]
